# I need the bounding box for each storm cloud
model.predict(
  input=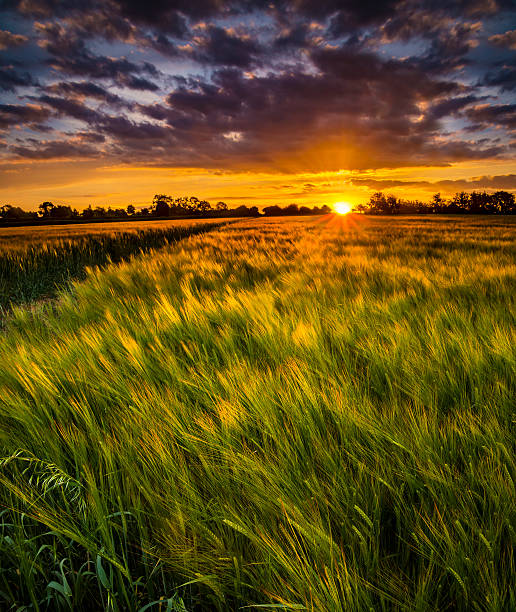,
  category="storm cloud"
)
[0,0,514,169]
